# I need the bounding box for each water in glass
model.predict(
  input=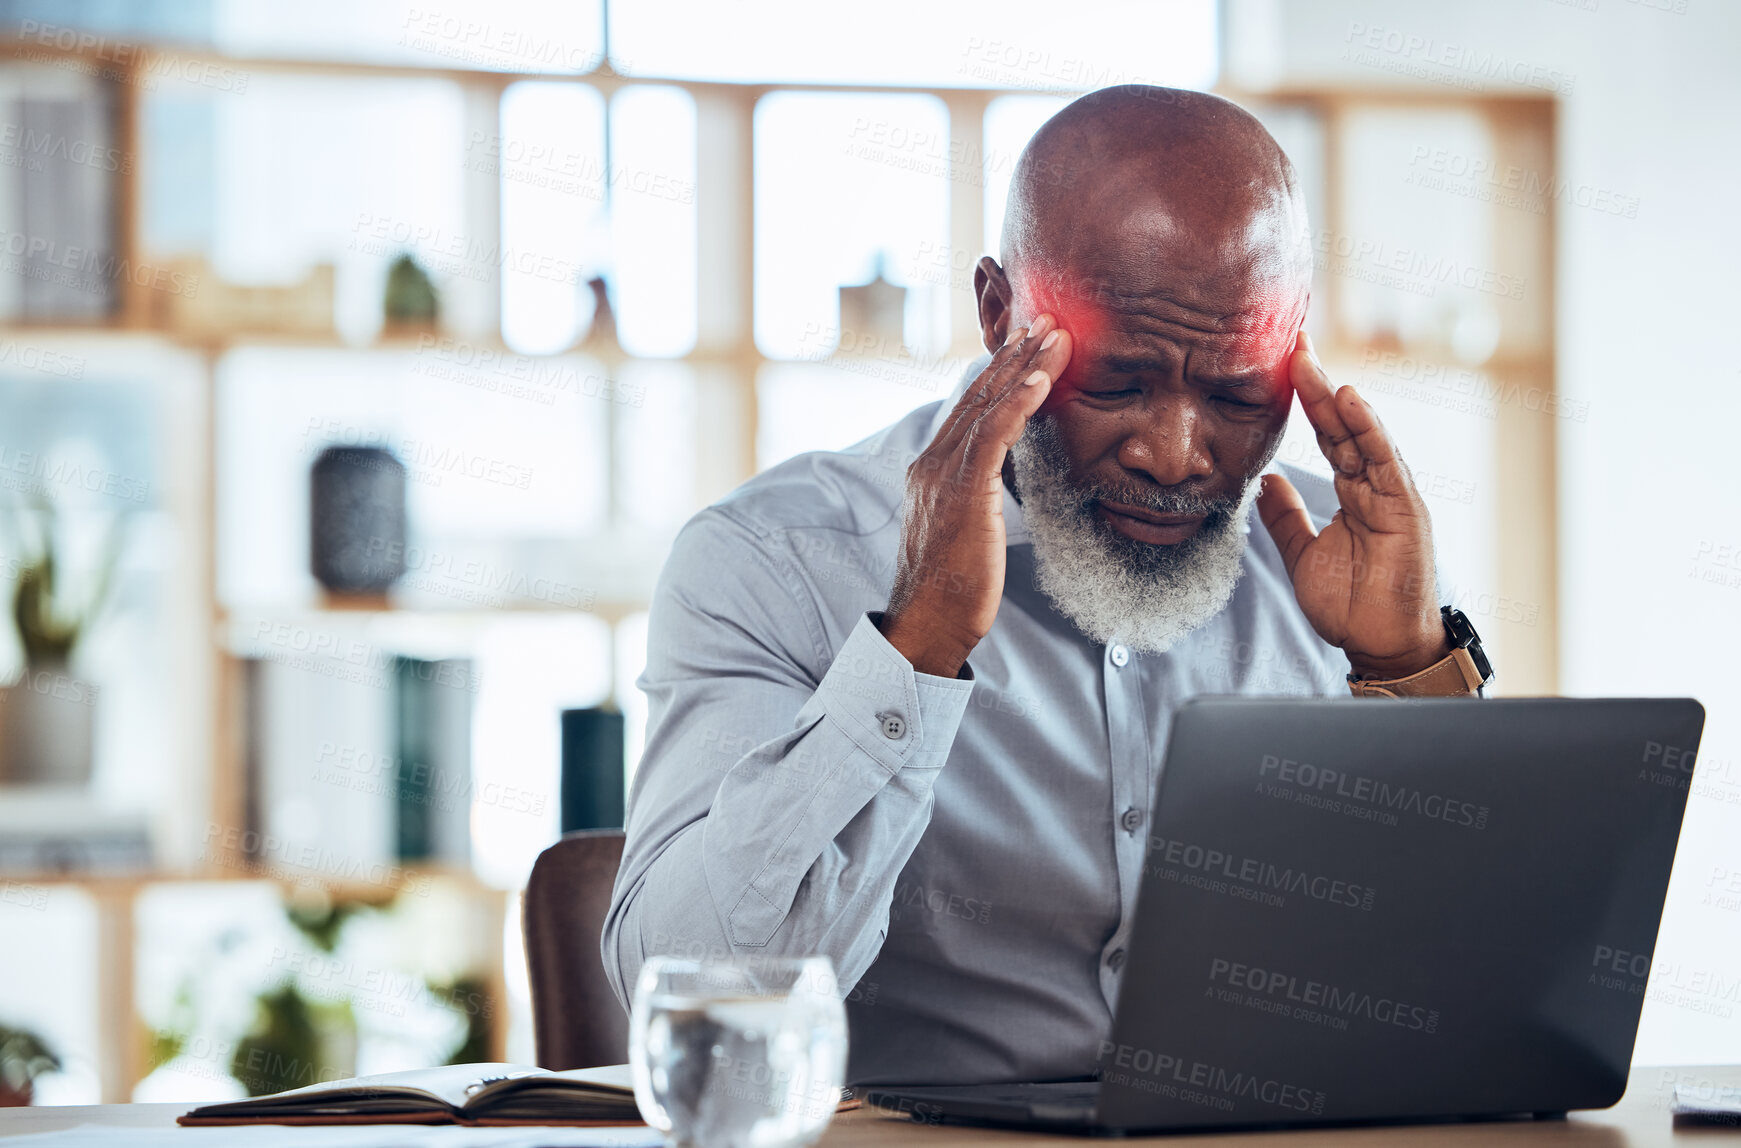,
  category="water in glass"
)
[630,956,848,1148]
